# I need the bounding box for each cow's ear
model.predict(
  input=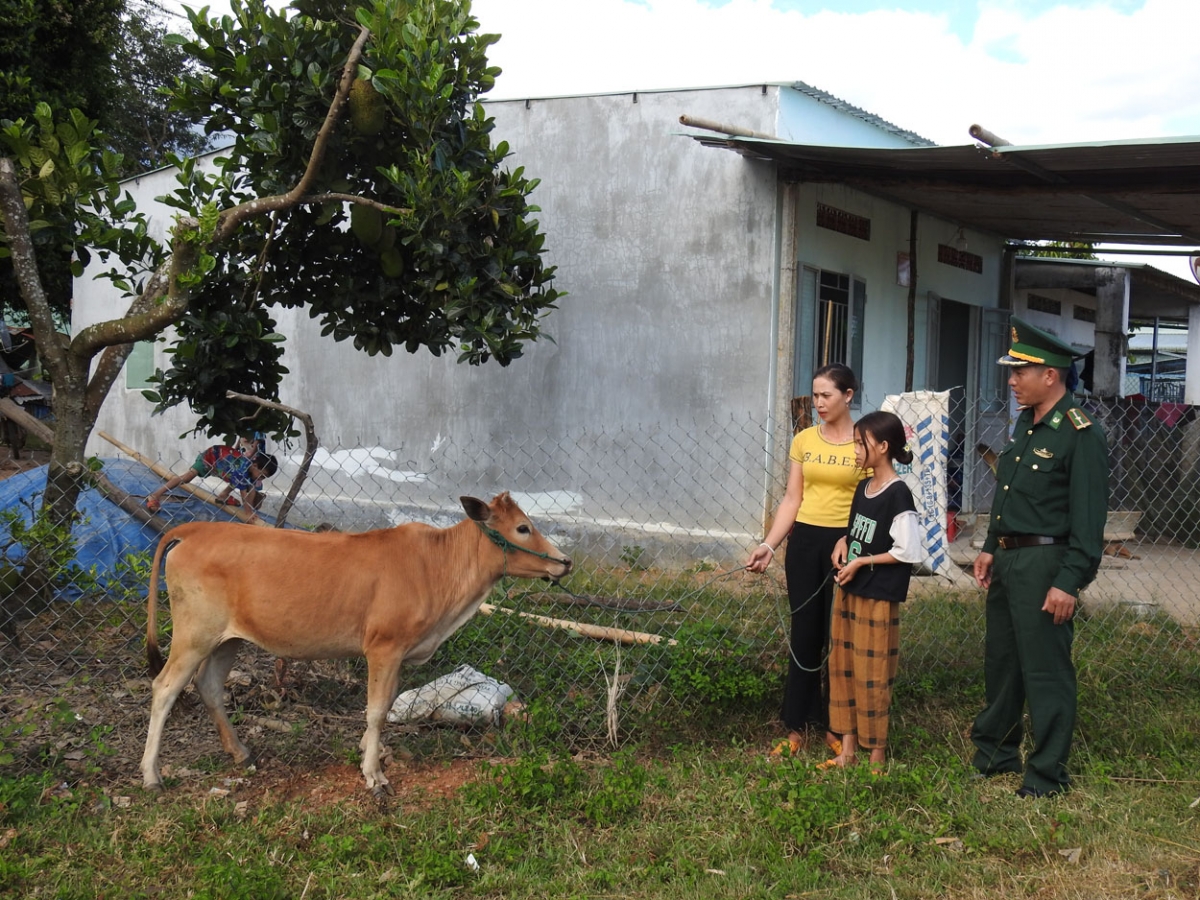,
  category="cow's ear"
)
[461,496,490,523]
